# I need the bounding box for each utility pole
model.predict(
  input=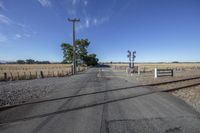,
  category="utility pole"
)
[68,18,80,75]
